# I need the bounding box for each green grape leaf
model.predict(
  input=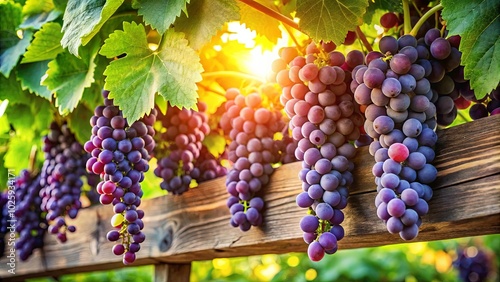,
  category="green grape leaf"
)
[363,0,402,24]
[0,1,22,53]
[0,1,22,33]
[99,22,203,123]
[203,132,227,157]
[5,103,36,139]
[238,0,281,44]
[0,30,33,77]
[30,97,53,133]
[134,0,188,35]
[22,0,54,16]
[441,0,500,99]
[68,103,93,144]
[0,73,31,105]
[61,0,124,56]
[174,0,240,50]
[19,10,61,31]
[22,22,64,63]
[4,135,33,172]
[42,39,99,115]
[53,0,67,11]
[296,0,369,45]
[16,60,52,100]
